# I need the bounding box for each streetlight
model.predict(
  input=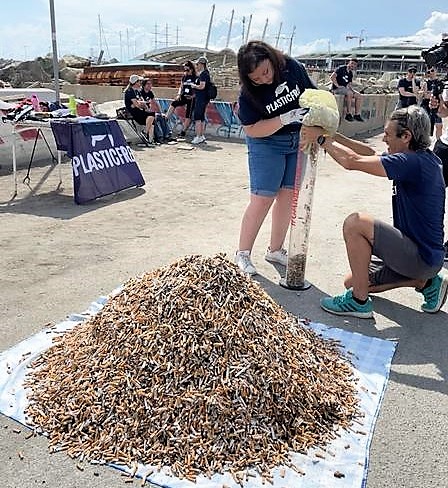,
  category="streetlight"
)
[49,0,60,102]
